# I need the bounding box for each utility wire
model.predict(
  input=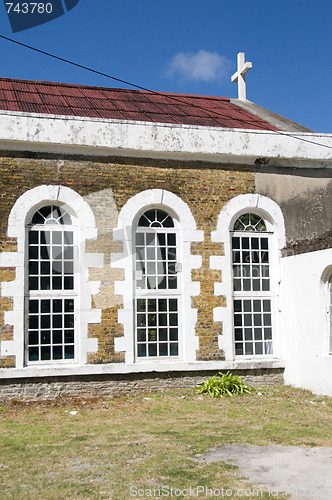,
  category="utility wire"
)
[0,34,331,152]
[0,34,152,92]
